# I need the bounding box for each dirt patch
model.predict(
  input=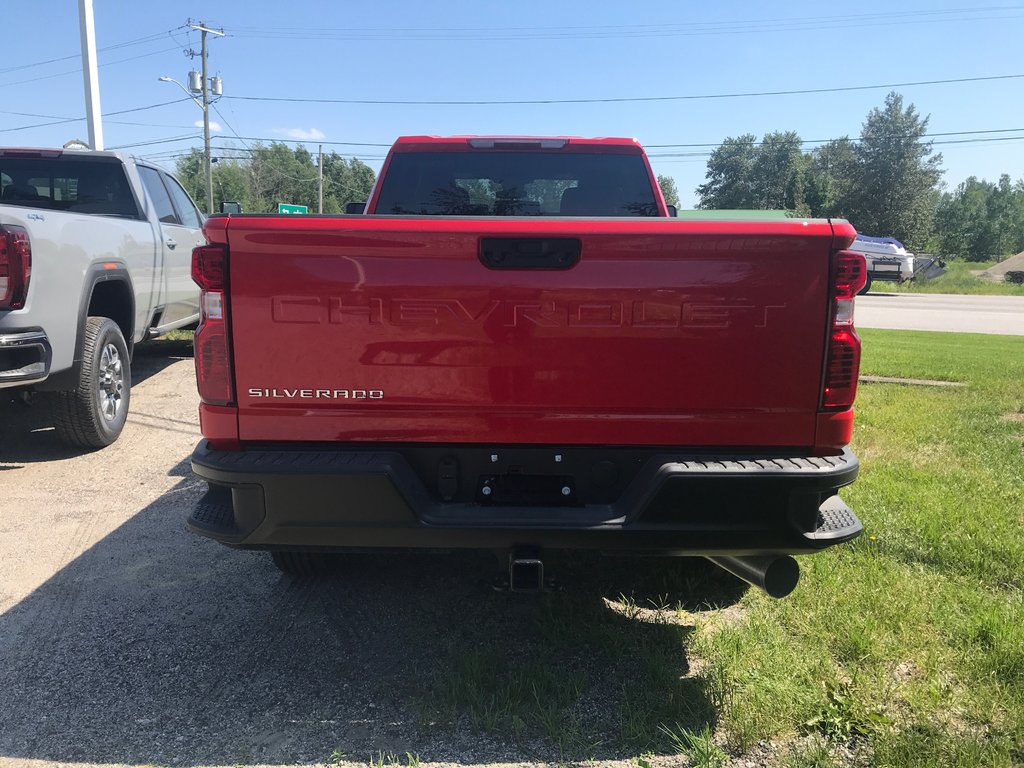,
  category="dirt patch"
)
[1003,412,1024,422]
[860,375,966,388]
[983,251,1024,277]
